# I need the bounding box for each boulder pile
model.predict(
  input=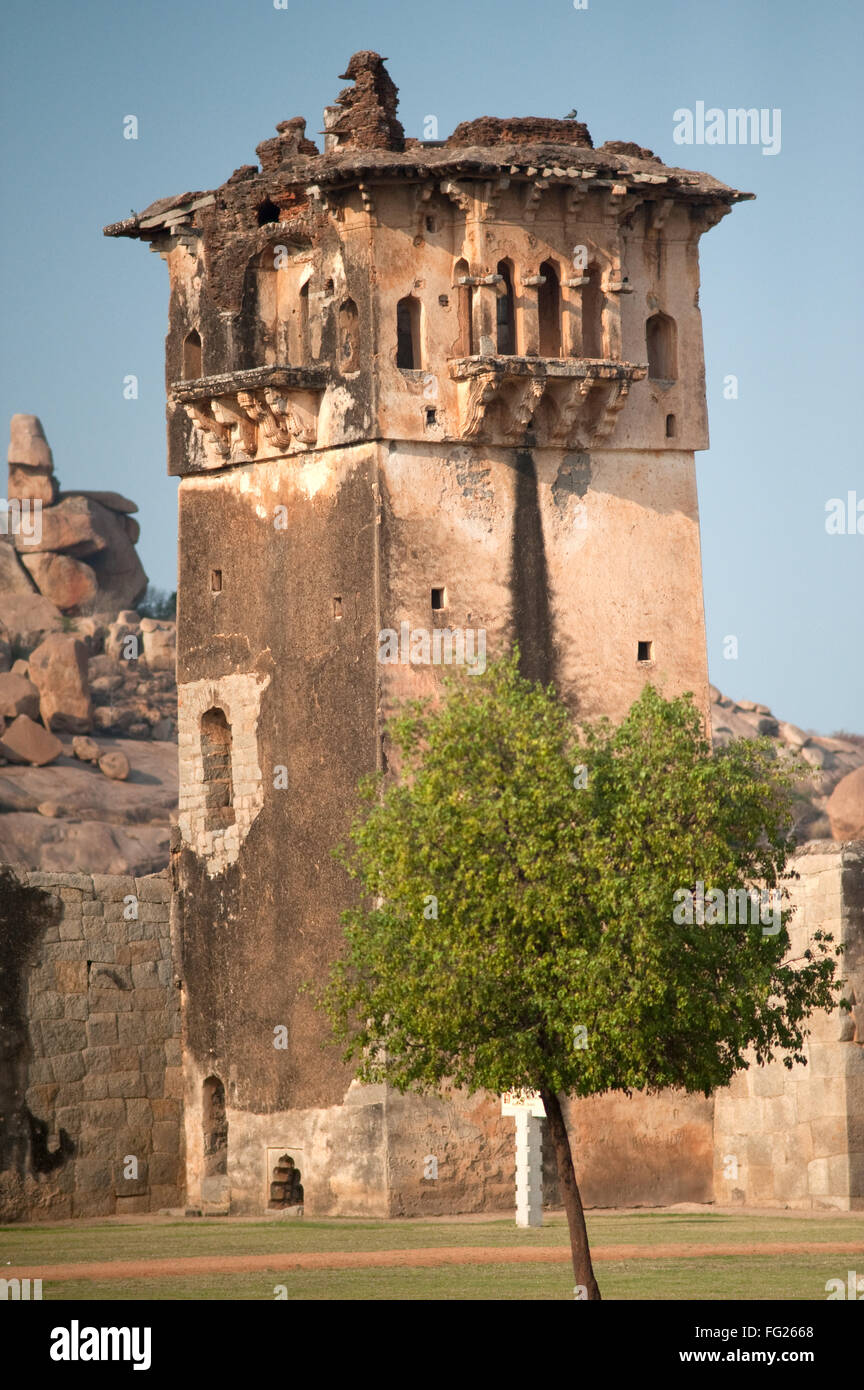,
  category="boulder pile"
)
[710,687,864,842]
[4,413,147,614]
[0,414,177,873]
